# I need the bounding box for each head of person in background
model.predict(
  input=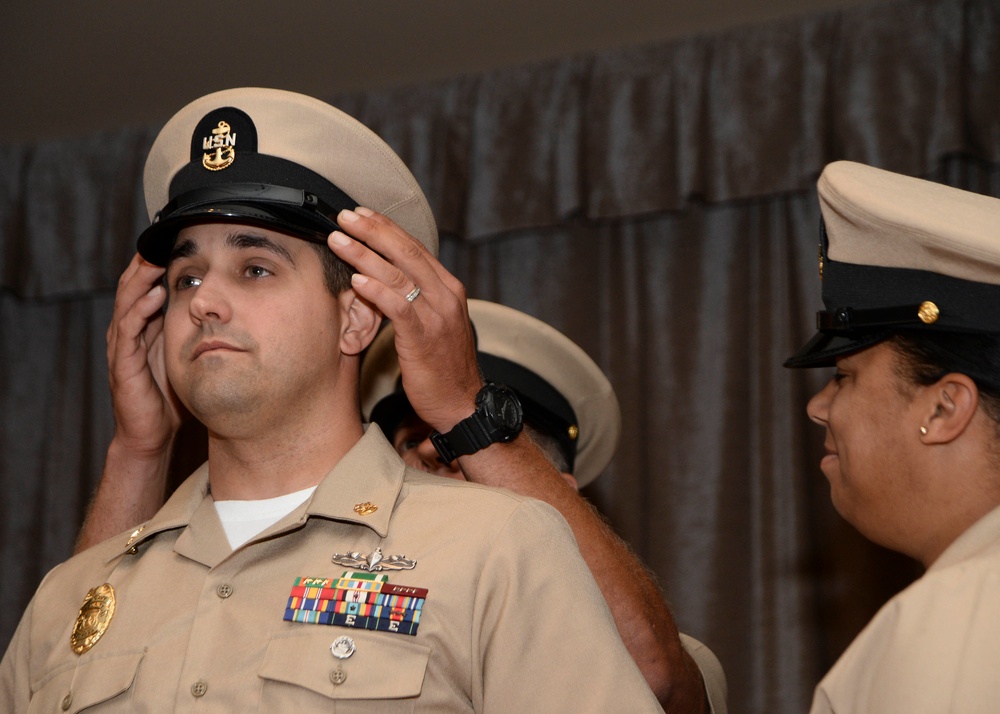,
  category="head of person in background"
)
[786,160,1000,568]
[361,299,621,490]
